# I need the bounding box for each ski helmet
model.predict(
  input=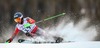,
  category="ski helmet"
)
[14,12,23,23]
[14,12,23,19]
